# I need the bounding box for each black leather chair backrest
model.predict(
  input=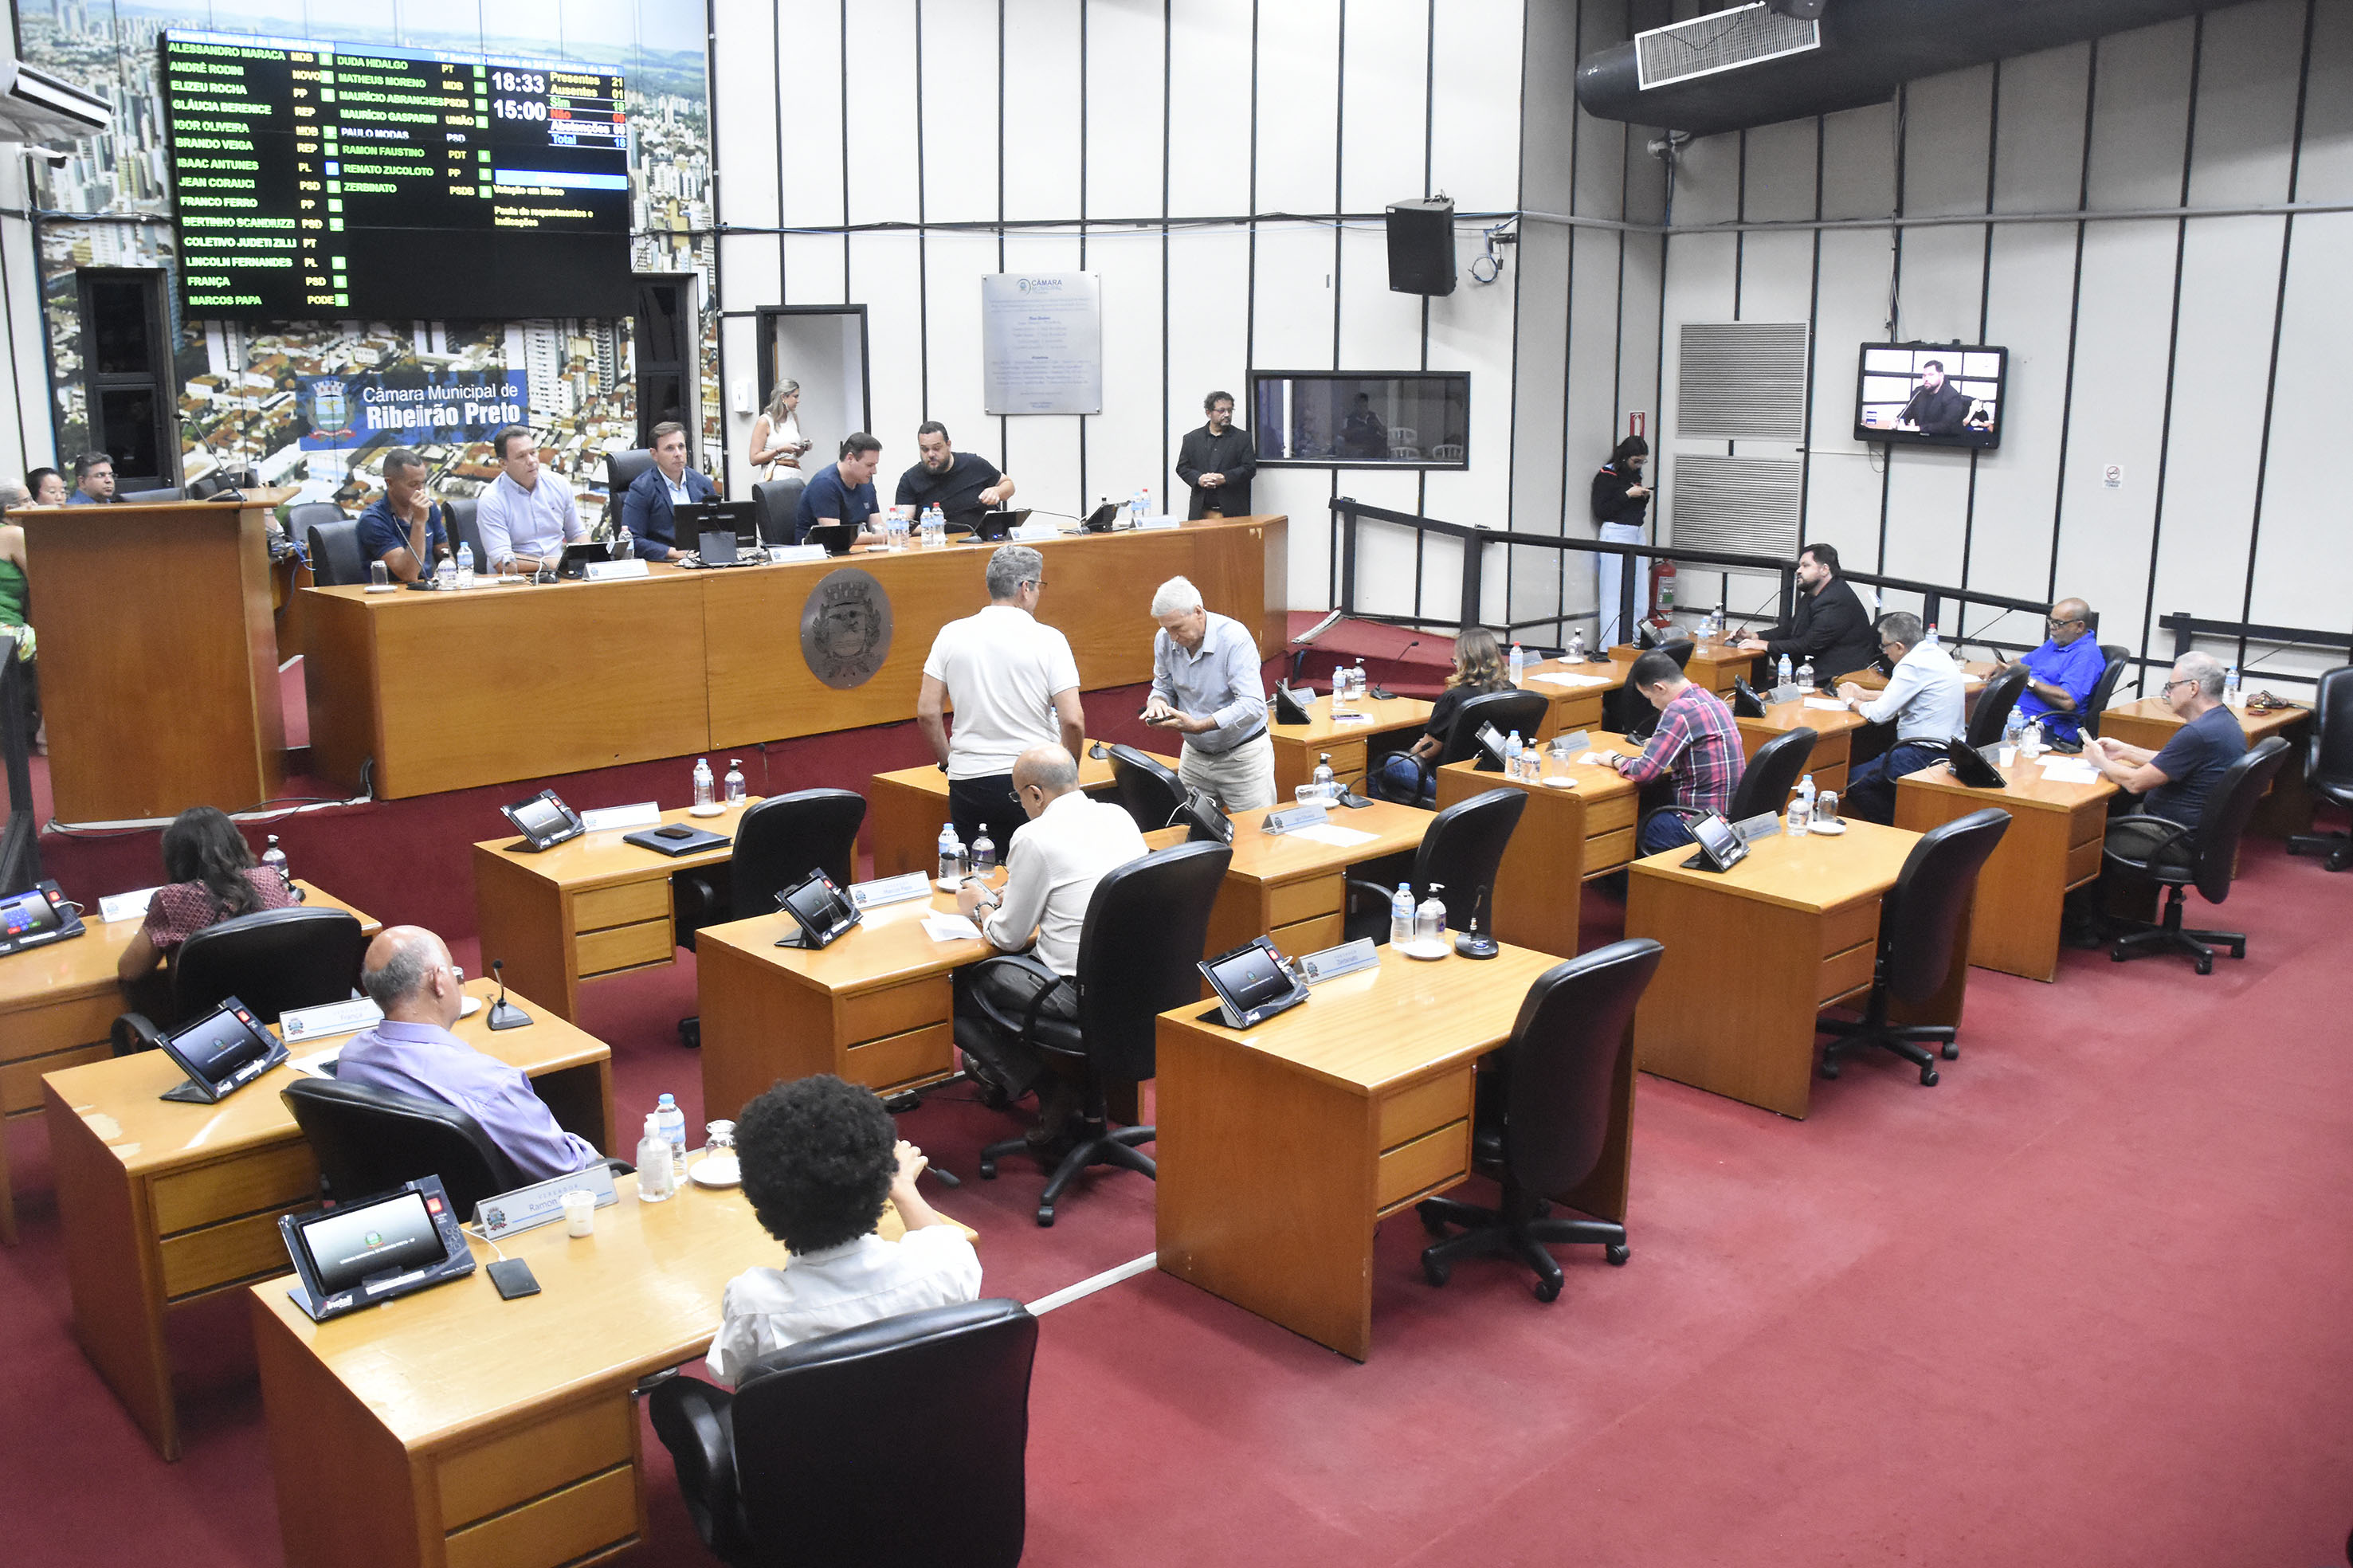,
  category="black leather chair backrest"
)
[119,486,185,504]
[1661,639,1696,671]
[730,1299,1037,1568]
[1436,689,1552,767]
[1880,808,2010,1005]
[1073,841,1232,1084]
[1105,744,1186,832]
[1412,787,1528,929]
[301,512,365,586]
[2083,645,2131,740]
[728,790,866,920]
[2190,735,2291,905]
[1728,725,1816,820]
[1965,664,2033,750]
[752,477,805,545]
[606,448,654,498]
[280,1076,525,1211]
[173,905,366,1024]
[1505,939,1664,1197]
[2306,666,2353,797]
[442,496,483,566]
